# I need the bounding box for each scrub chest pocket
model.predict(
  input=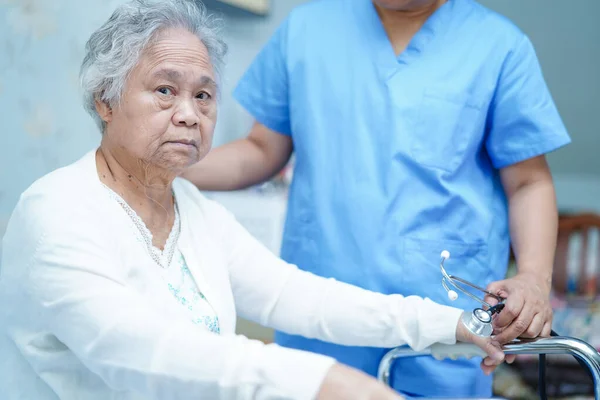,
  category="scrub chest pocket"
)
[399,236,491,310]
[409,88,487,173]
